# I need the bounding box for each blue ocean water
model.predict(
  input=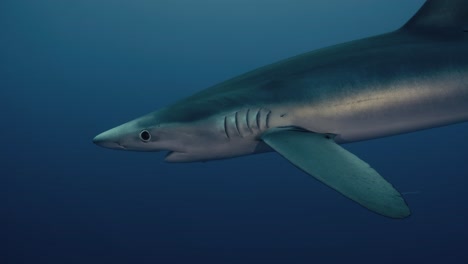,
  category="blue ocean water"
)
[3,0,468,263]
